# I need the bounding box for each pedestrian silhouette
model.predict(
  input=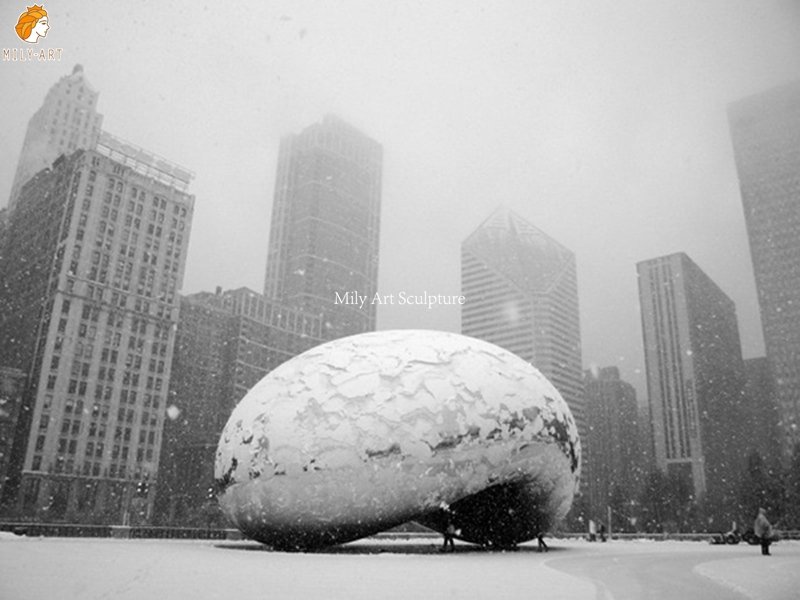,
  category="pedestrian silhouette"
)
[754,507,773,556]
[441,518,456,553]
[537,532,548,552]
